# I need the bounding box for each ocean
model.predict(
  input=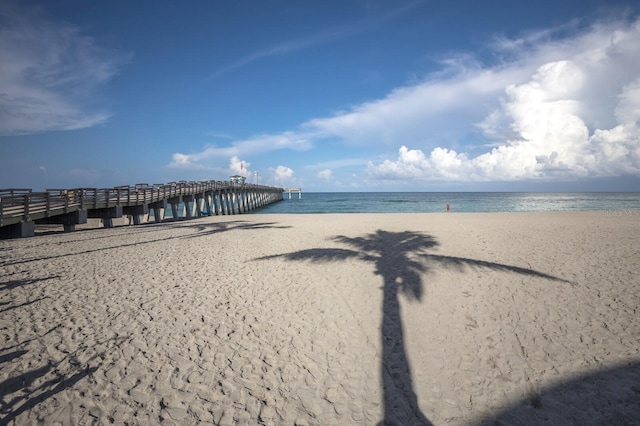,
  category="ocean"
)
[256,192,640,214]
